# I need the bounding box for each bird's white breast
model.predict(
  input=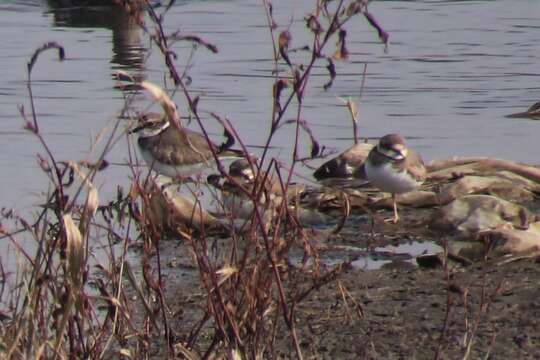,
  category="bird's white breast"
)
[222,193,257,219]
[365,161,422,194]
[139,146,209,177]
